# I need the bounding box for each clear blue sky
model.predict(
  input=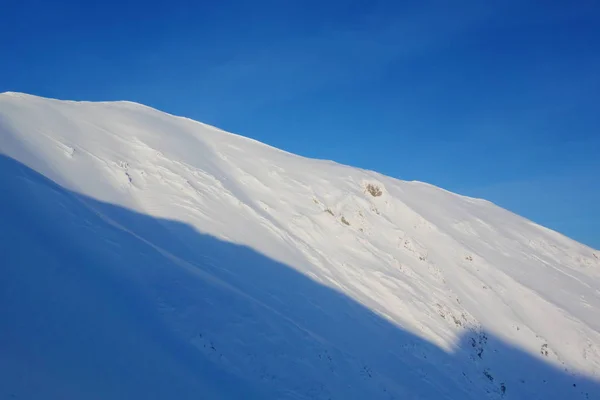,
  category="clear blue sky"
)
[2,0,599,248]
